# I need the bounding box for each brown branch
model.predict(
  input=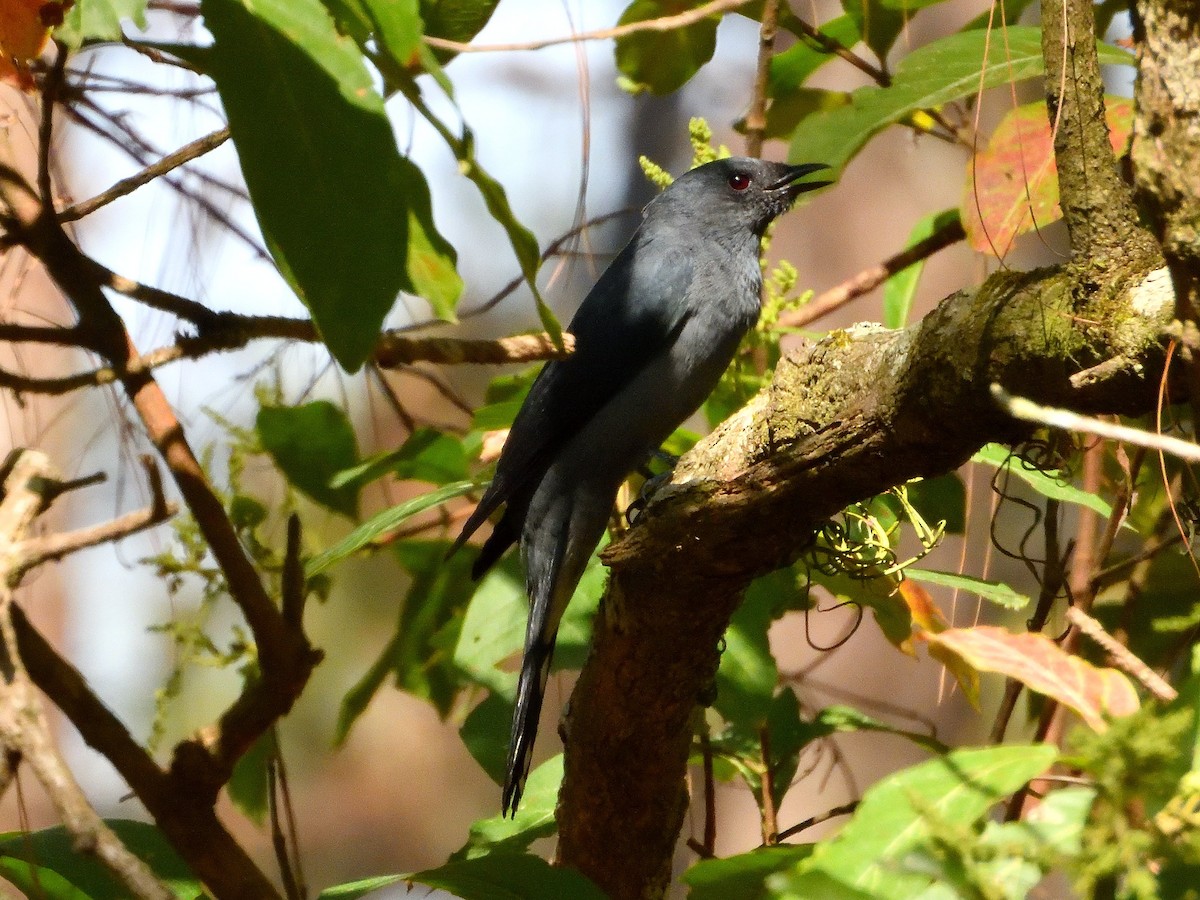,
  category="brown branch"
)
[1066,605,1177,702]
[778,216,966,330]
[0,600,175,900]
[1041,0,1157,265]
[0,450,279,898]
[2,121,306,897]
[743,0,778,159]
[775,801,858,843]
[556,250,1173,896]
[58,127,231,222]
[424,0,751,54]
